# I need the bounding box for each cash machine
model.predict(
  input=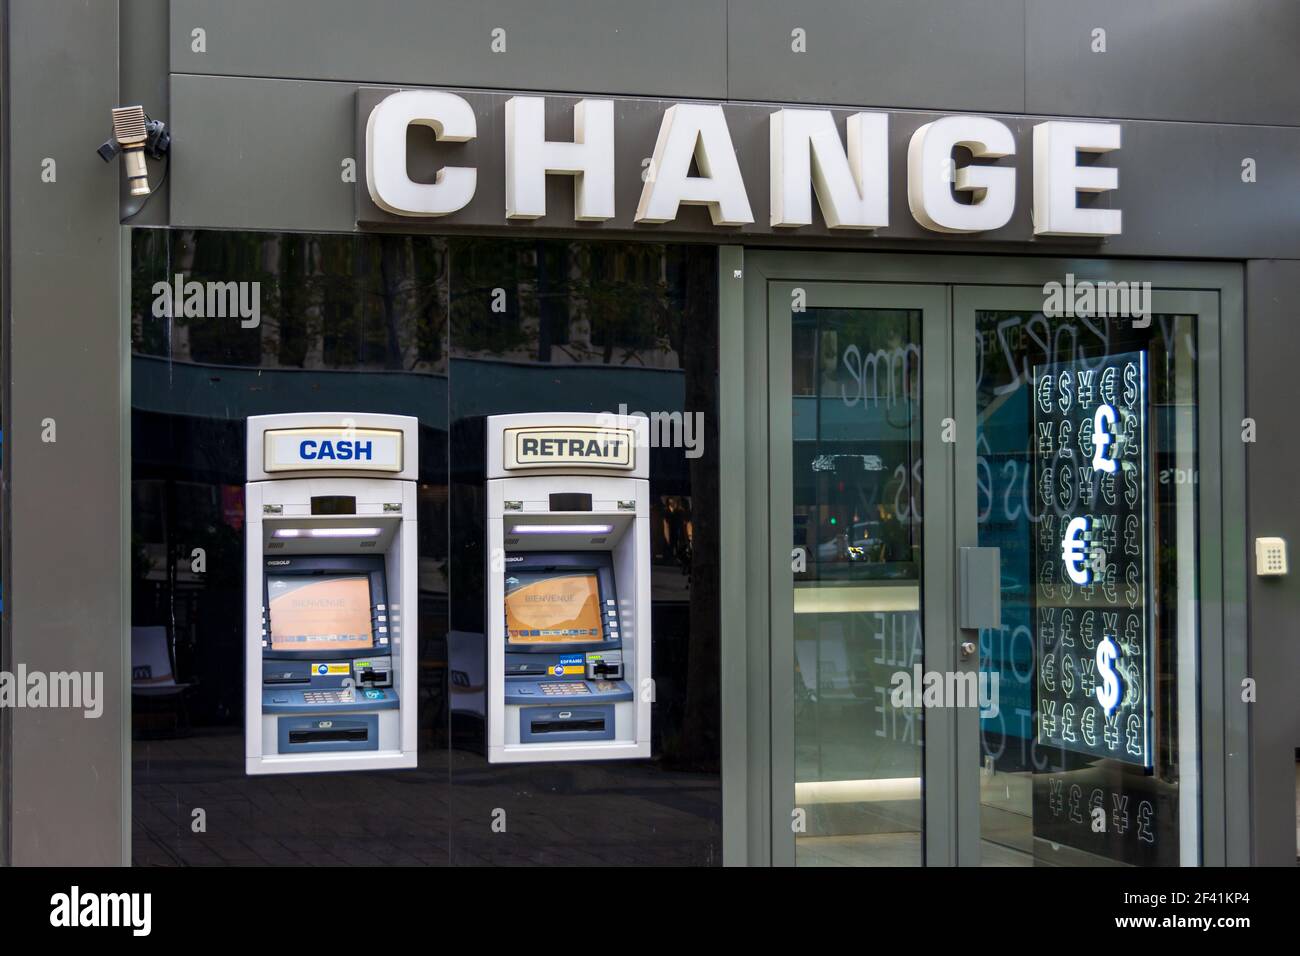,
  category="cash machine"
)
[245,412,418,775]
[486,412,651,763]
